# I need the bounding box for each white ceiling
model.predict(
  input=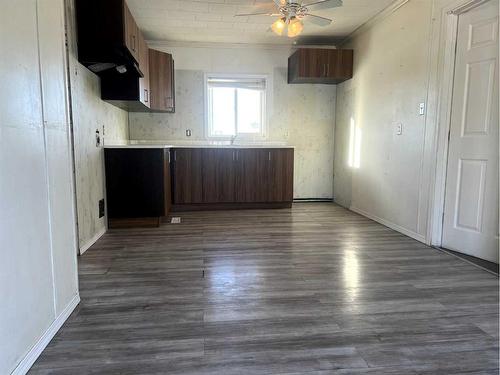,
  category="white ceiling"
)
[127,0,395,45]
